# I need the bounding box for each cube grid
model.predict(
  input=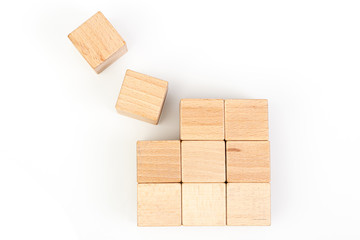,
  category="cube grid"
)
[137,98,270,226]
